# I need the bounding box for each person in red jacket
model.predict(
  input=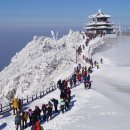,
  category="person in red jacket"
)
[82,67,84,76]
[35,122,40,130]
[77,73,82,83]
